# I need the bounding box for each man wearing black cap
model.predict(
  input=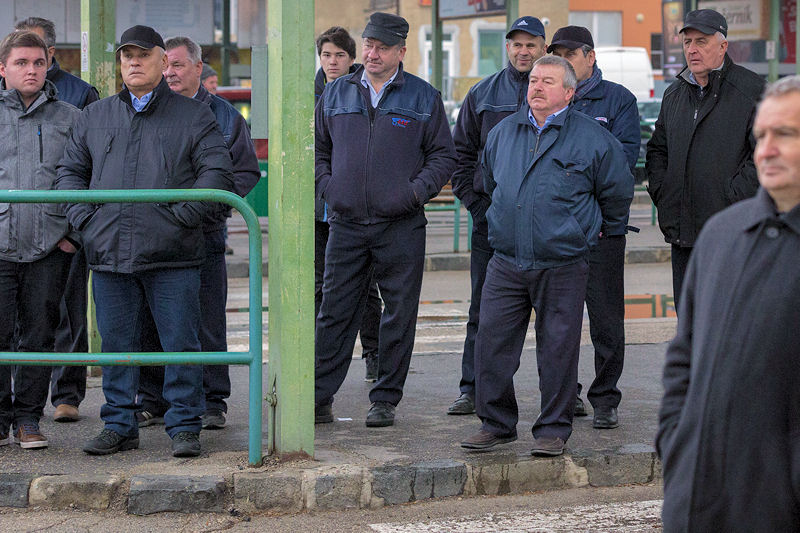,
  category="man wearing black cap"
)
[549,25,639,430]
[447,16,546,417]
[56,25,234,457]
[646,9,764,306]
[315,12,456,427]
